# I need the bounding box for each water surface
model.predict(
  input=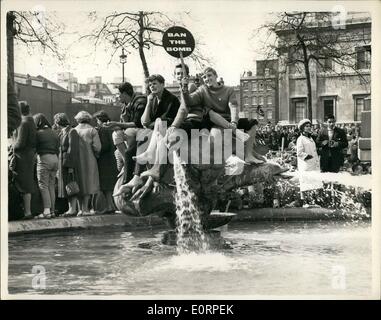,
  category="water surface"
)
[8,221,372,297]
